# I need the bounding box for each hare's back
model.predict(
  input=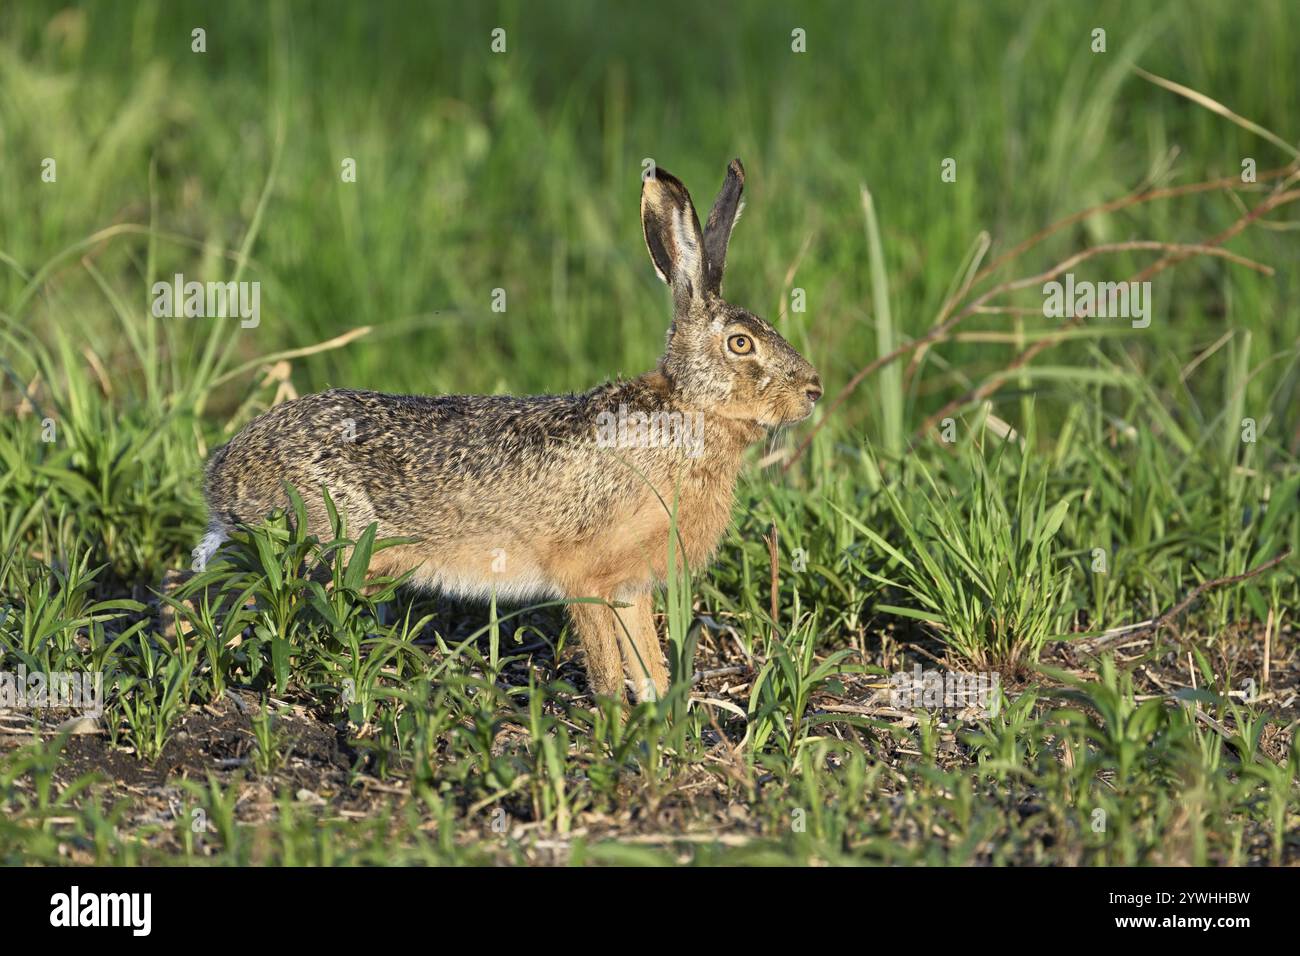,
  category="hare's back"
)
[204,387,592,533]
